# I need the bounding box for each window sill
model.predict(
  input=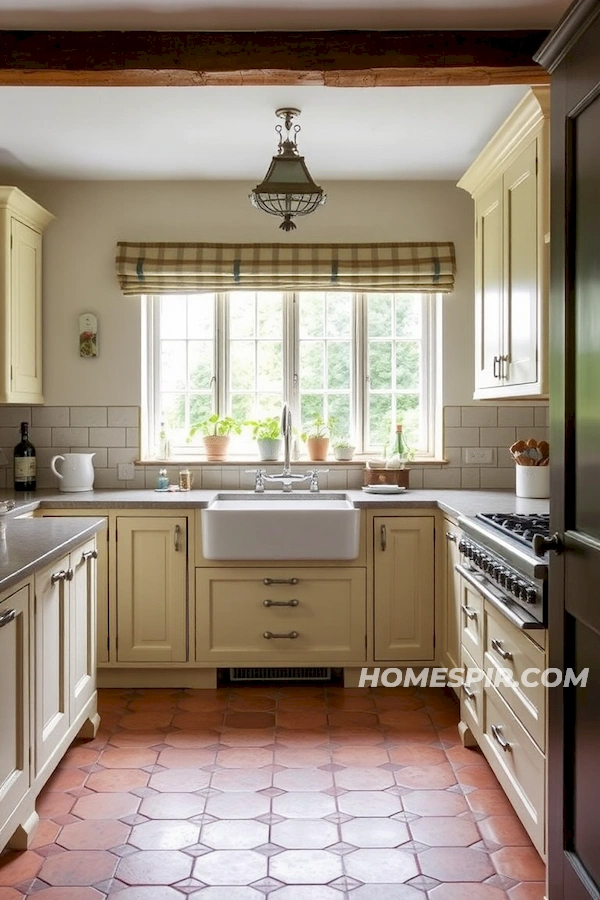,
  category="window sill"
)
[135,457,450,467]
